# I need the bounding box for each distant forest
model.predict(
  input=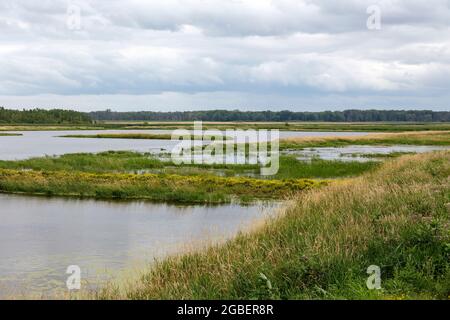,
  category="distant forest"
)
[0,108,91,124]
[90,109,450,122]
[1,107,449,124]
